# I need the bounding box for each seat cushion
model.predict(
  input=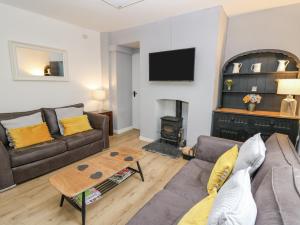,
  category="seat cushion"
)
[10,140,67,167]
[126,189,195,225]
[57,129,103,150]
[164,159,214,203]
